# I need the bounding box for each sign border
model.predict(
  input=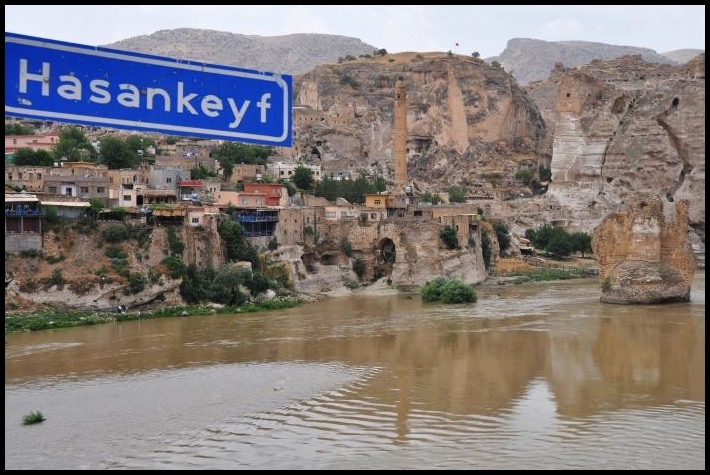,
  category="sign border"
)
[5,32,292,145]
